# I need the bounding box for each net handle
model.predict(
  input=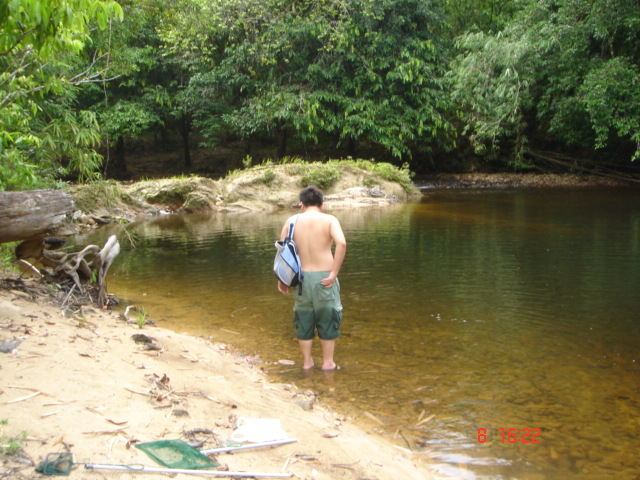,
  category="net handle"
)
[85,463,291,477]
[200,438,297,455]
